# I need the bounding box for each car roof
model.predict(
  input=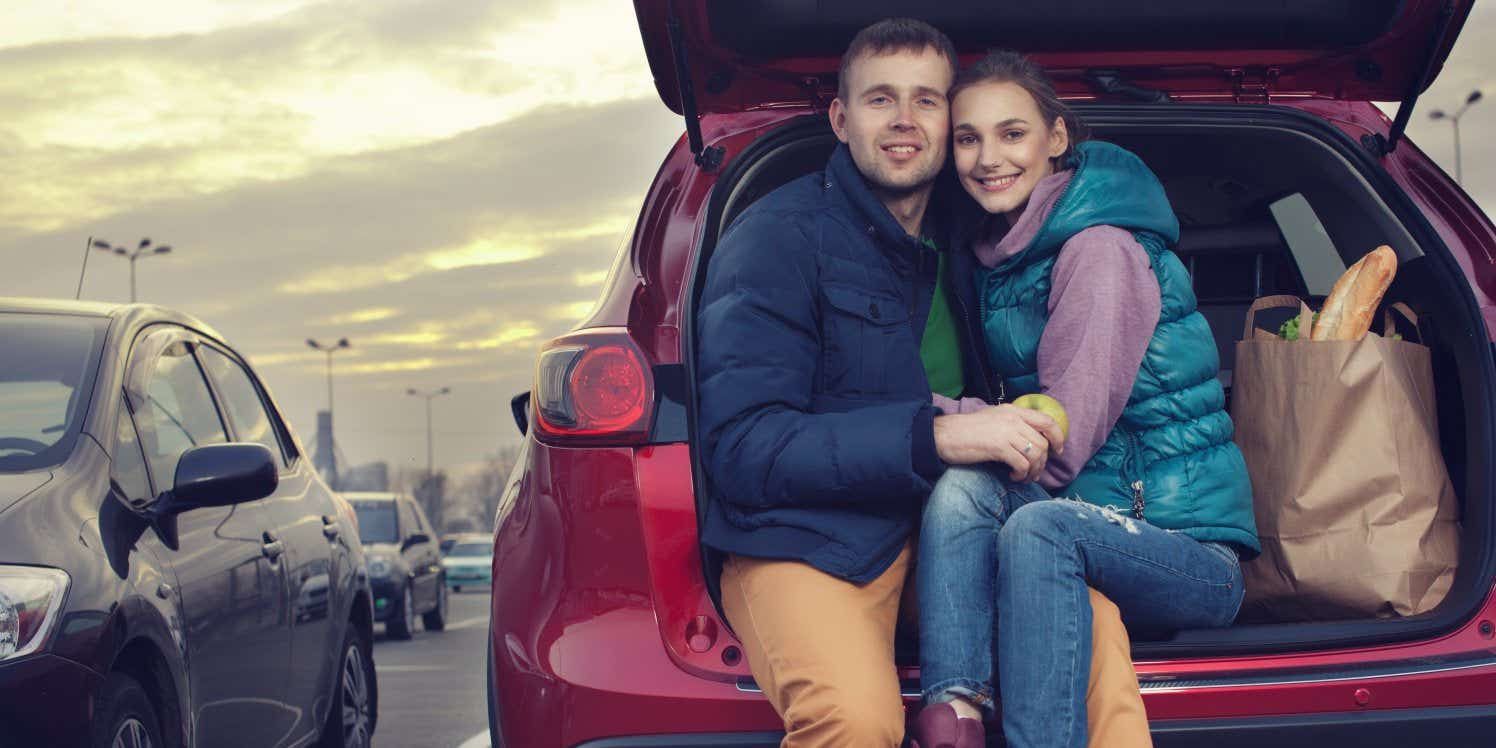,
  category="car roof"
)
[0,297,228,341]
[1,296,124,317]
